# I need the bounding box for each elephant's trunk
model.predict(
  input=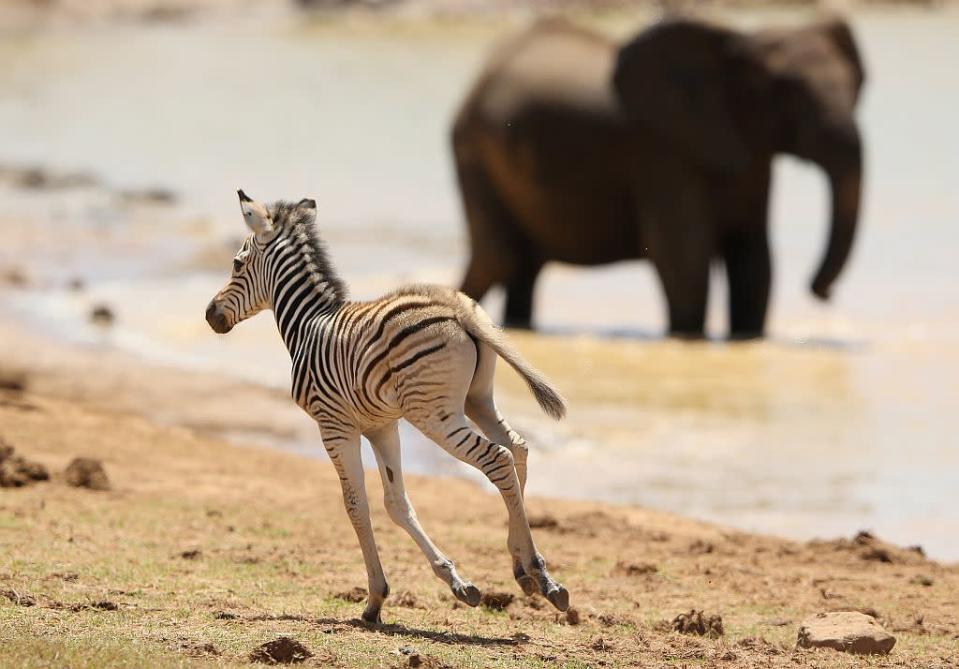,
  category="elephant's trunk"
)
[810,124,862,301]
